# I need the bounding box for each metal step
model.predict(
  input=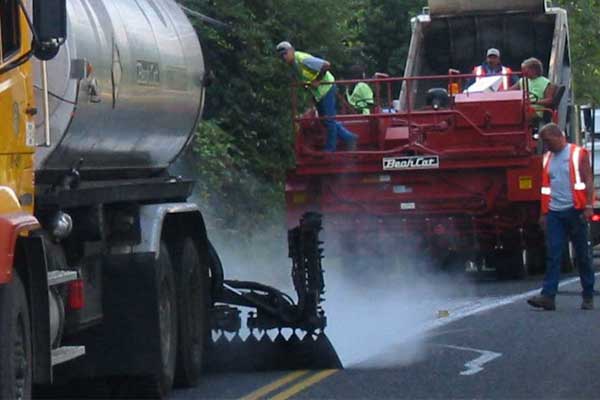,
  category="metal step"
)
[51,346,86,366]
[47,270,78,286]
